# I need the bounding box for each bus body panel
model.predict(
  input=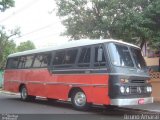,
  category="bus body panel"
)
[4,70,21,93]
[4,69,110,105]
